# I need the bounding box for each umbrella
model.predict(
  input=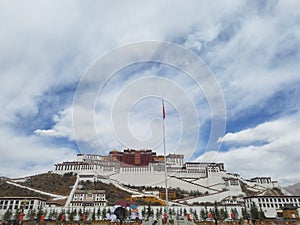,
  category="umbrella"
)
[114,206,126,225]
